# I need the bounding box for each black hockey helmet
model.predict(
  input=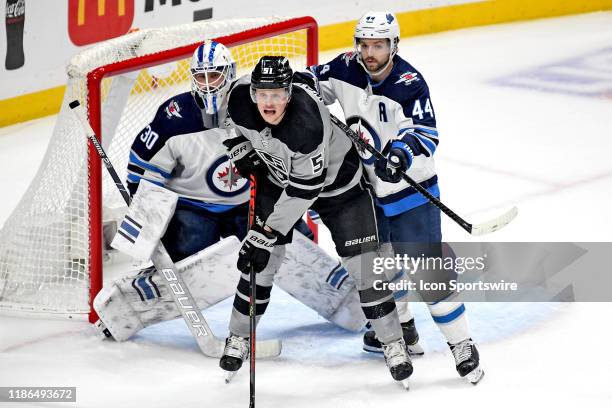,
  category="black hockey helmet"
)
[250,56,293,103]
